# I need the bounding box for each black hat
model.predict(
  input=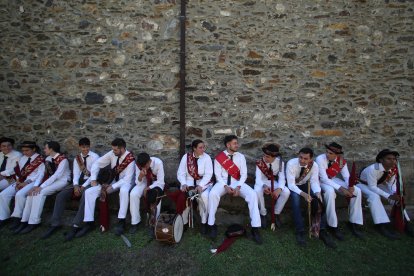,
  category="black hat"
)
[20,141,38,149]
[0,137,15,146]
[262,143,280,157]
[376,149,400,163]
[325,142,343,154]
